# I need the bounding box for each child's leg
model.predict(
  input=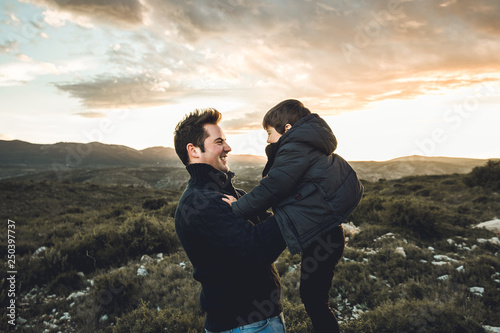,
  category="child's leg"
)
[300,225,345,333]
